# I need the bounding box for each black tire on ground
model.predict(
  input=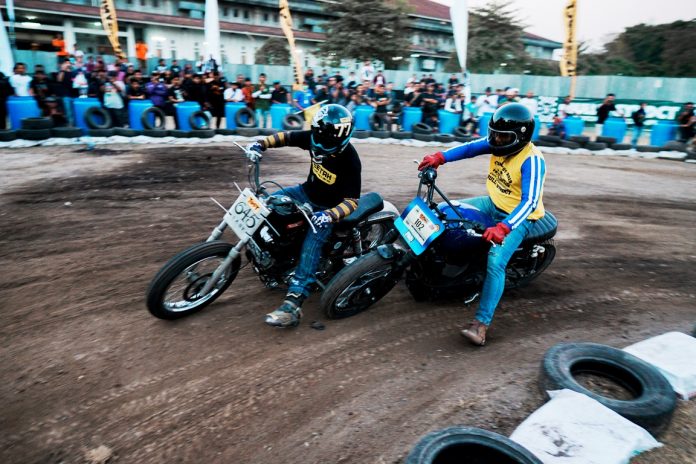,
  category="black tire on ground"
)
[260,128,278,136]
[21,117,53,130]
[140,107,166,130]
[113,127,139,137]
[454,126,470,138]
[540,342,677,436]
[371,130,390,139]
[282,114,304,130]
[169,130,190,138]
[414,133,435,142]
[146,241,241,320]
[234,107,256,128]
[390,131,412,140]
[569,135,590,145]
[596,136,617,145]
[236,127,260,137]
[18,129,52,140]
[189,129,215,138]
[412,122,433,134]
[435,133,455,143]
[143,129,169,137]
[534,140,558,147]
[455,135,472,143]
[0,130,17,142]
[50,127,83,138]
[586,142,608,150]
[369,113,390,131]
[85,106,112,129]
[560,140,581,149]
[188,110,211,130]
[612,143,633,151]
[636,145,660,153]
[662,141,687,152]
[353,130,371,139]
[88,128,114,137]
[539,135,562,143]
[405,426,542,464]
[215,128,236,136]
[321,251,399,320]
